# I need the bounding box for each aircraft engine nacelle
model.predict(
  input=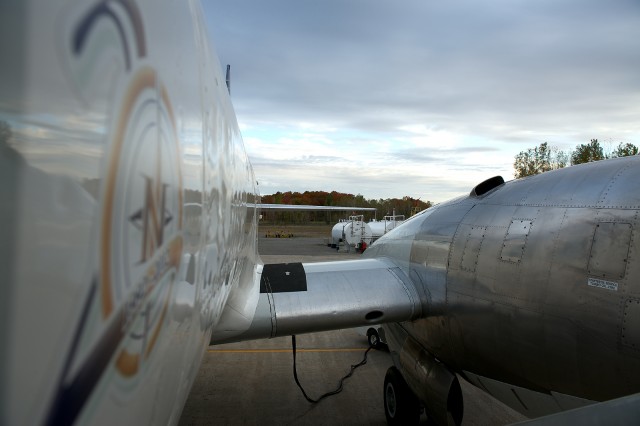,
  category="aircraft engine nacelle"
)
[388,324,464,426]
